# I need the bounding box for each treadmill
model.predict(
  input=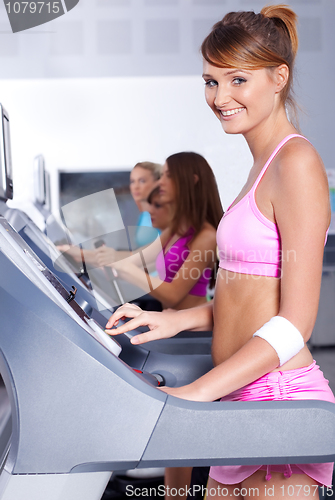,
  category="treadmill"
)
[0,104,212,365]
[0,205,334,499]
[6,149,162,317]
[0,105,333,499]
[3,146,123,318]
